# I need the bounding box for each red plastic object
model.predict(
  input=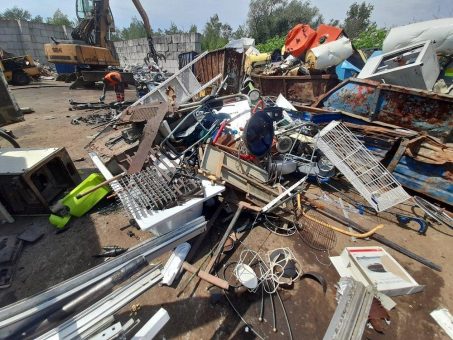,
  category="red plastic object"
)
[285,24,316,57]
[310,24,343,49]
